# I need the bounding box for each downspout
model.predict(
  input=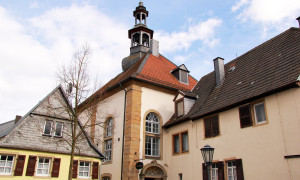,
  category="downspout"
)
[119,83,127,180]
